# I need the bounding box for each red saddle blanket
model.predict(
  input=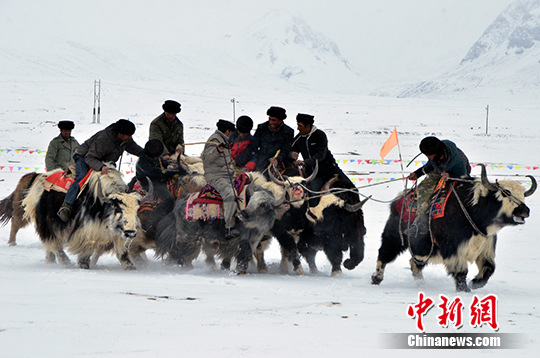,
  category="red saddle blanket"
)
[395,179,454,222]
[185,173,250,222]
[43,169,93,193]
[192,173,249,205]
